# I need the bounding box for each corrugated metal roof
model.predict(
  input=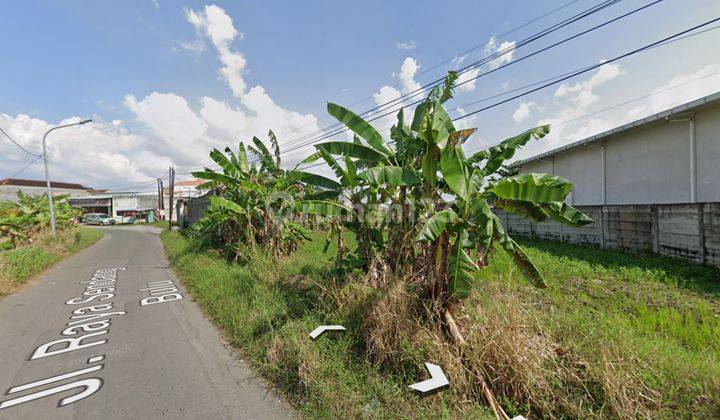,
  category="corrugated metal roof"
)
[0,178,89,190]
[511,91,720,167]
